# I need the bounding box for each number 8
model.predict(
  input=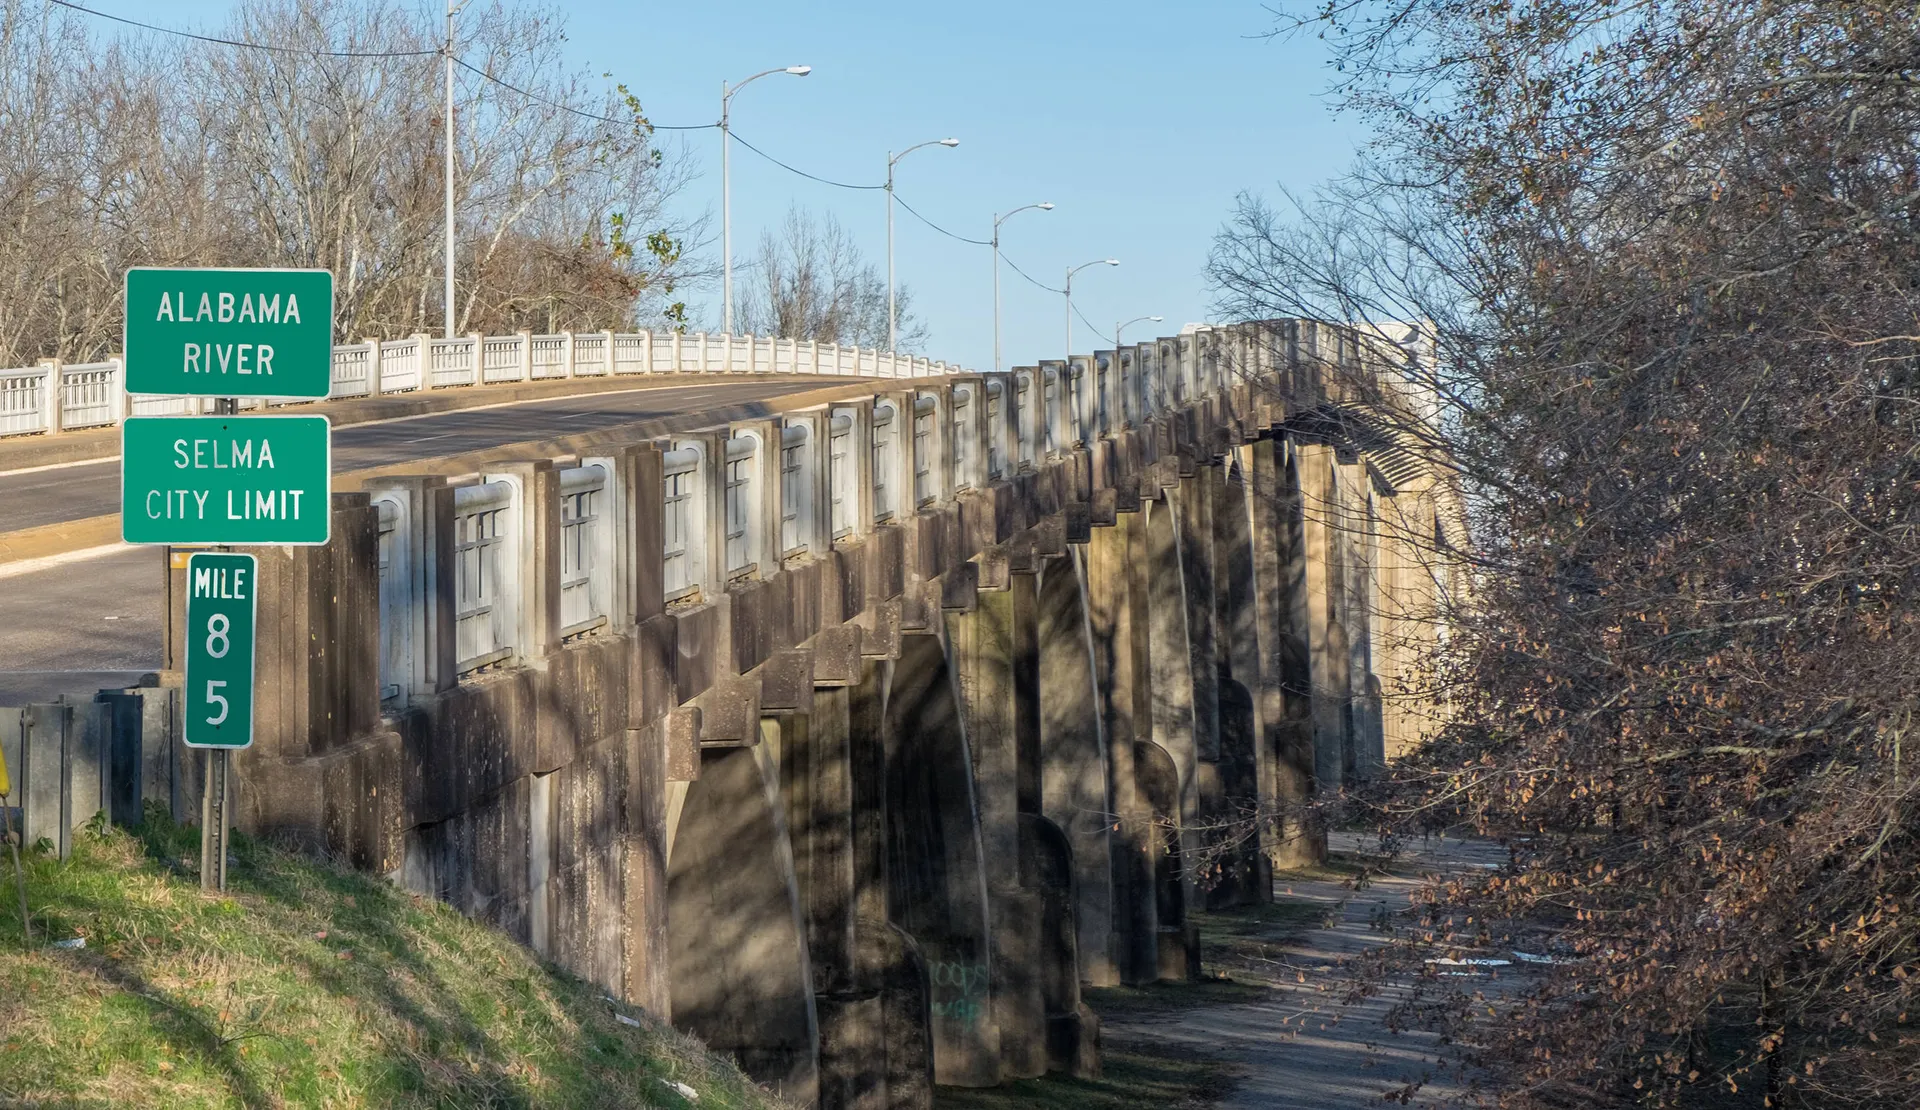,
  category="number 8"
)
[206,612,230,659]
